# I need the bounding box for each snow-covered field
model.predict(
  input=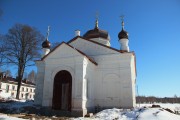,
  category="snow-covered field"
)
[139,103,180,112]
[0,98,180,120]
